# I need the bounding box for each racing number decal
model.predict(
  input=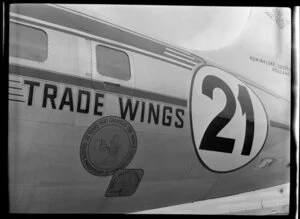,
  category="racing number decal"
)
[200,76,255,156]
[238,85,255,156]
[200,75,236,154]
[190,66,268,173]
